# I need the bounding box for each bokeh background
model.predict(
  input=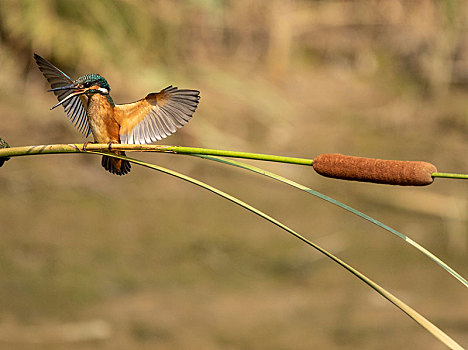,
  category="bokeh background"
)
[0,1,467,349]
